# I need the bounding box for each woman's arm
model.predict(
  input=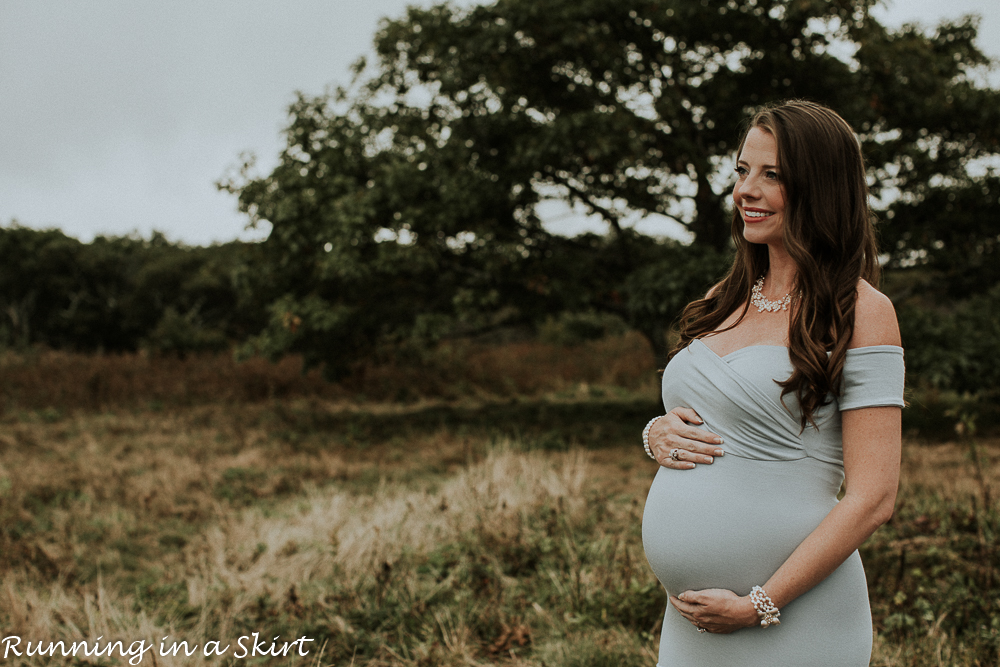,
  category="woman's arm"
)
[670,282,902,632]
[759,405,900,606]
